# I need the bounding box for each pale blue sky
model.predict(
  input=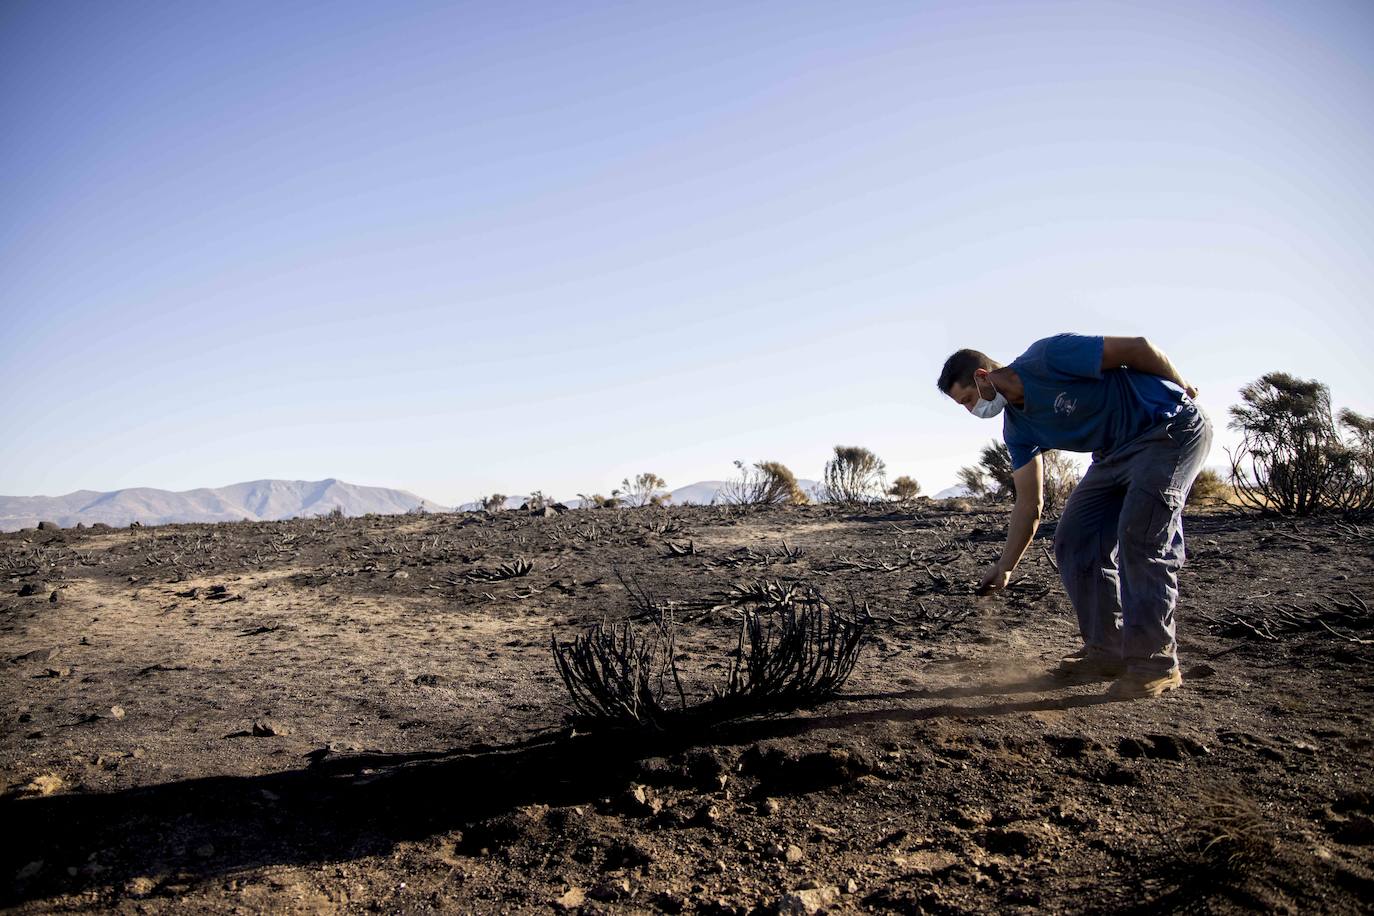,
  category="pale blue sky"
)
[3,0,1372,504]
